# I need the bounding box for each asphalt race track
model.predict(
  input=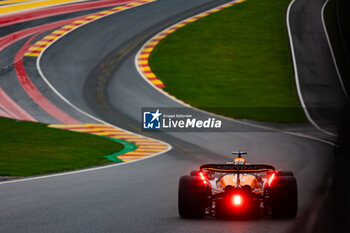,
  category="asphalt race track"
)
[288,0,348,136]
[0,0,342,232]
